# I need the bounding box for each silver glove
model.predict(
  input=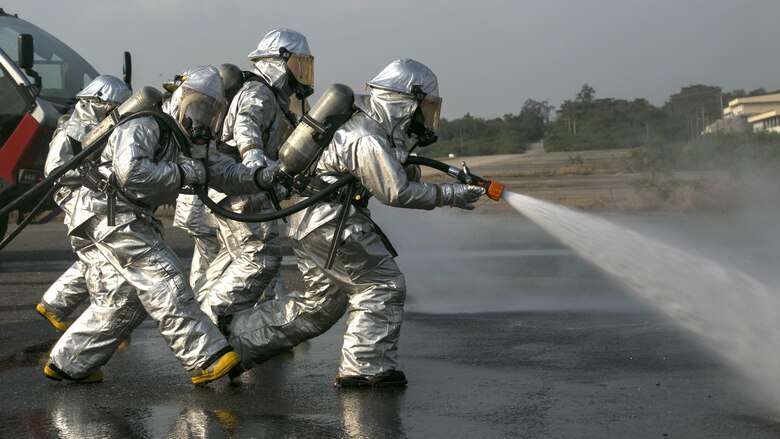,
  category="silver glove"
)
[254,162,281,190]
[437,183,486,210]
[179,157,206,186]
